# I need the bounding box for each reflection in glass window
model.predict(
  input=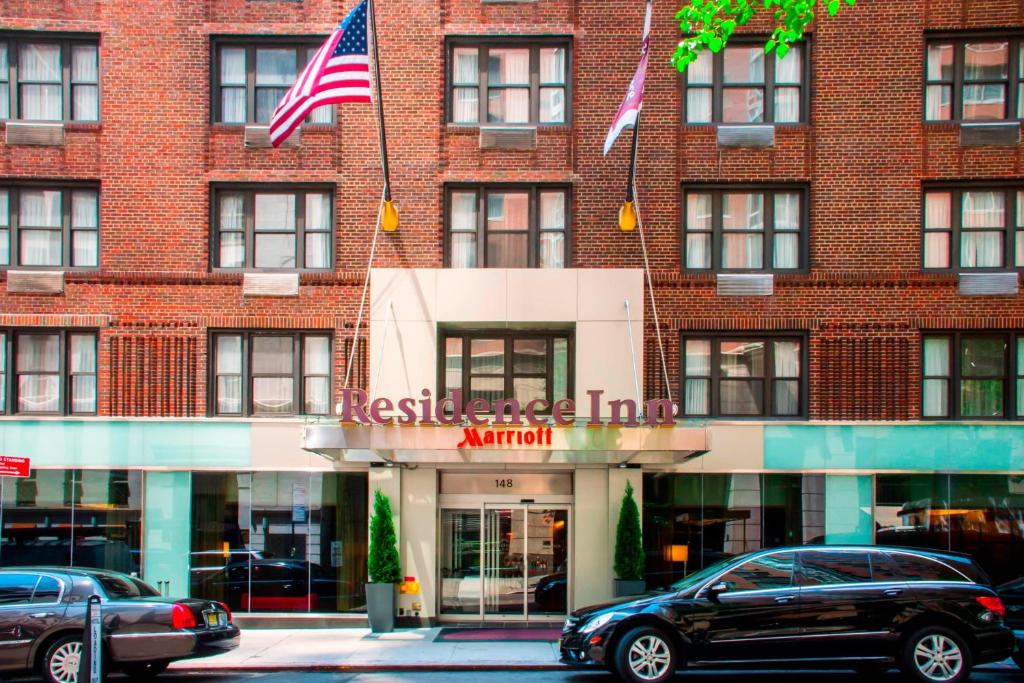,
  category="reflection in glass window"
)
[642,473,825,589]
[189,472,368,613]
[211,332,331,417]
[921,332,1020,419]
[0,470,142,575]
[214,42,335,125]
[448,42,569,125]
[926,38,1022,121]
[684,44,805,124]
[682,335,804,417]
[924,187,1022,271]
[683,188,805,272]
[719,552,794,591]
[441,330,573,413]
[875,474,1024,585]
[798,550,871,585]
[446,186,568,269]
